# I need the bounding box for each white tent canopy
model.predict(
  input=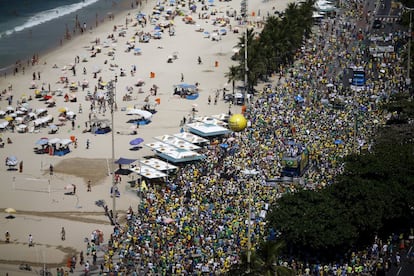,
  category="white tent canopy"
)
[173,132,209,144]
[145,141,205,163]
[130,165,167,179]
[154,135,201,151]
[187,122,230,137]
[140,158,178,171]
